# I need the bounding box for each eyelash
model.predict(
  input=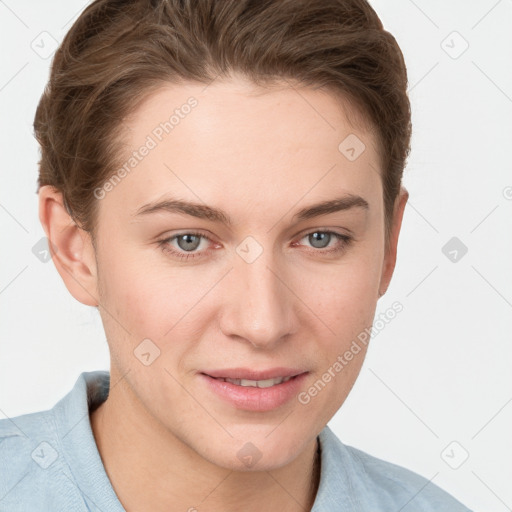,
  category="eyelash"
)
[157,229,353,261]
